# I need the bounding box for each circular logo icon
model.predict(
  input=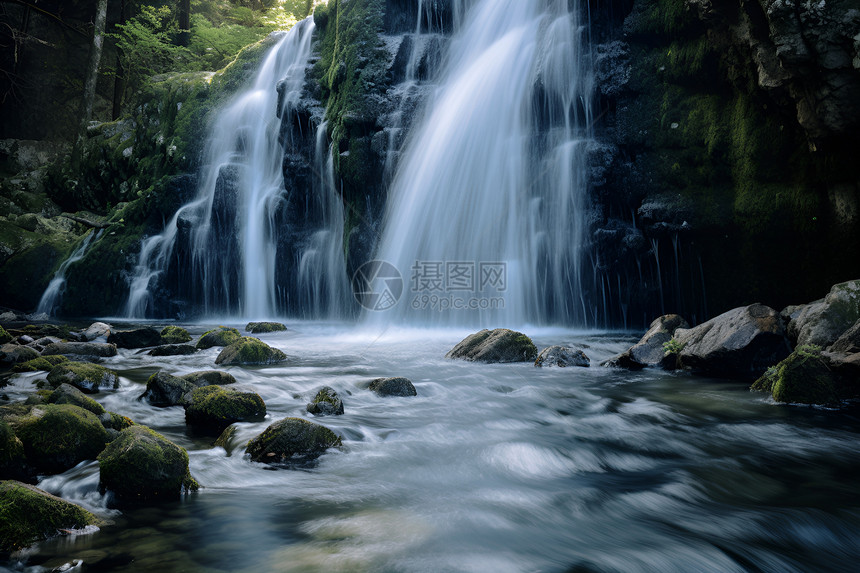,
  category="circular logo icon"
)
[352,260,403,311]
